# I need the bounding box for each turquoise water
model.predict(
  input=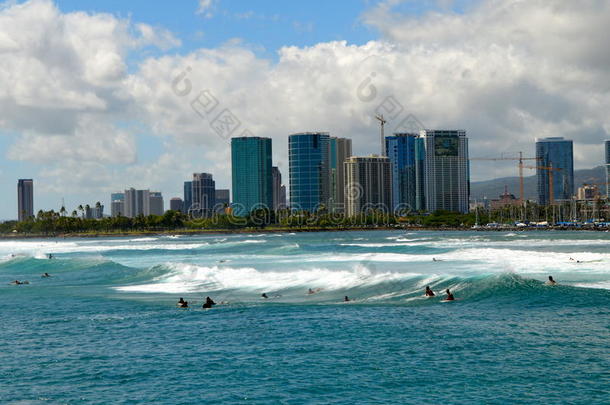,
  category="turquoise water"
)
[1,230,609,404]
